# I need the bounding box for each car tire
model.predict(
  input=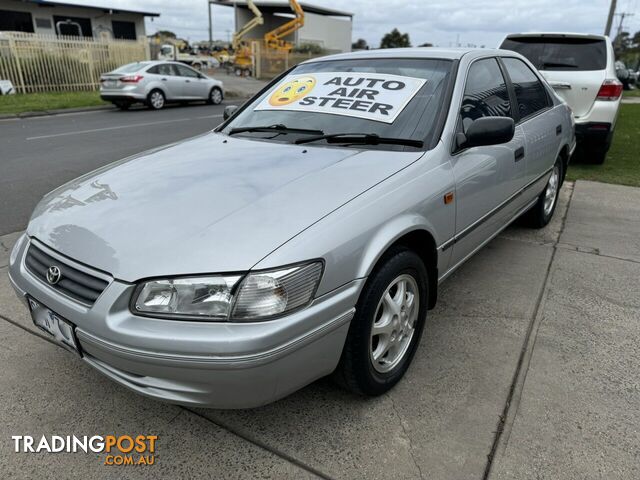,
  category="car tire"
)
[114,101,131,111]
[146,89,165,110]
[207,87,223,105]
[335,246,429,396]
[524,157,562,228]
